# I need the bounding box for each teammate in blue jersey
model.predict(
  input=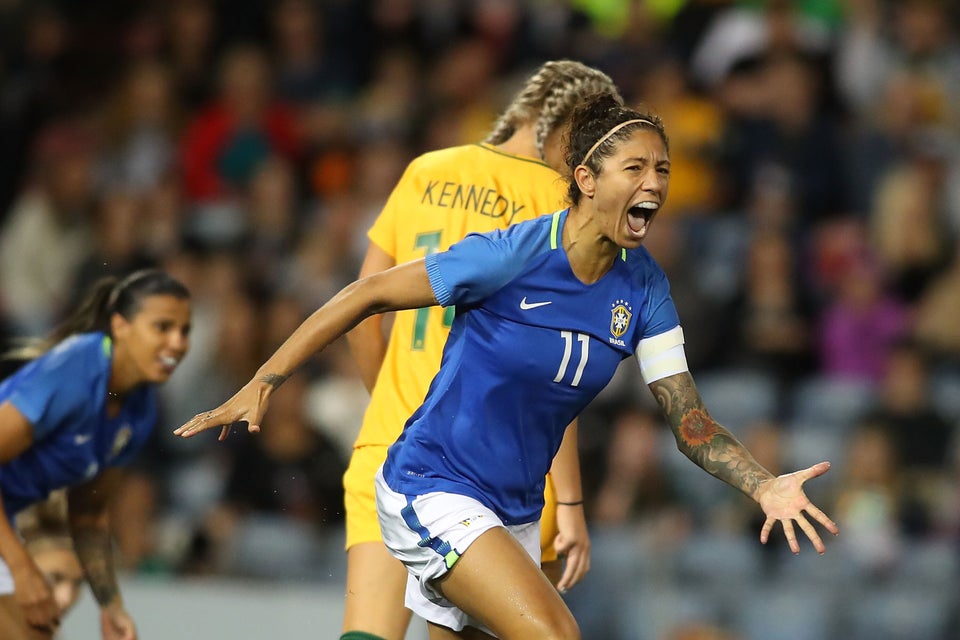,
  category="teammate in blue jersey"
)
[0,269,191,640]
[177,93,839,640]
